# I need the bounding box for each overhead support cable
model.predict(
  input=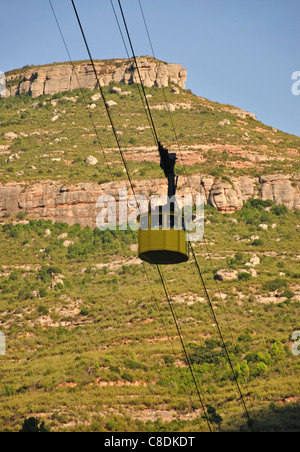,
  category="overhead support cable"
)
[137,0,255,432]
[157,265,212,432]
[70,0,254,431]
[137,0,185,162]
[71,0,138,204]
[189,244,254,432]
[109,0,157,146]
[70,0,211,424]
[117,0,160,148]
[48,0,113,179]
[141,264,198,420]
[112,0,218,427]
